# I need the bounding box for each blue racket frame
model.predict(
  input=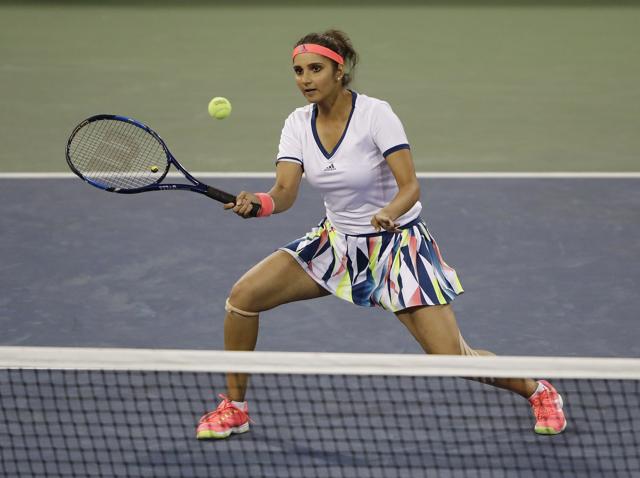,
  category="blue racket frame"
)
[66,114,260,215]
